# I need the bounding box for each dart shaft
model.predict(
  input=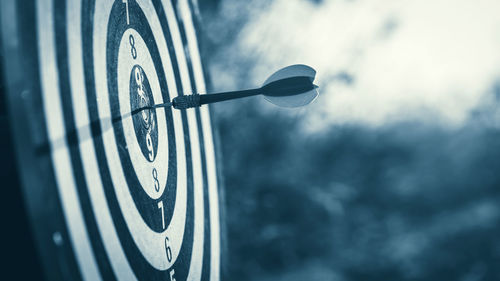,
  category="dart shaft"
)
[200,88,261,105]
[173,88,261,109]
